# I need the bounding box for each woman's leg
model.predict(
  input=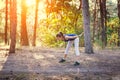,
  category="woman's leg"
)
[64,41,73,59]
[74,37,80,56]
[59,41,73,63]
[74,37,80,66]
